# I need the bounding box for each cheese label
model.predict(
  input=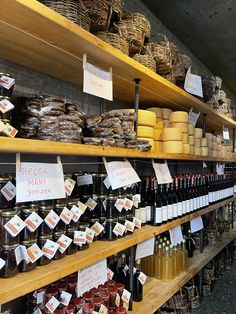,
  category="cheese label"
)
[107,267,114,280]
[125,220,135,232]
[138,272,147,285]
[59,291,72,306]
[86,198,97,211]
[113,222,126,236]
[85,227,95,243]
[121,289,131,303]
[0,75,15,89]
